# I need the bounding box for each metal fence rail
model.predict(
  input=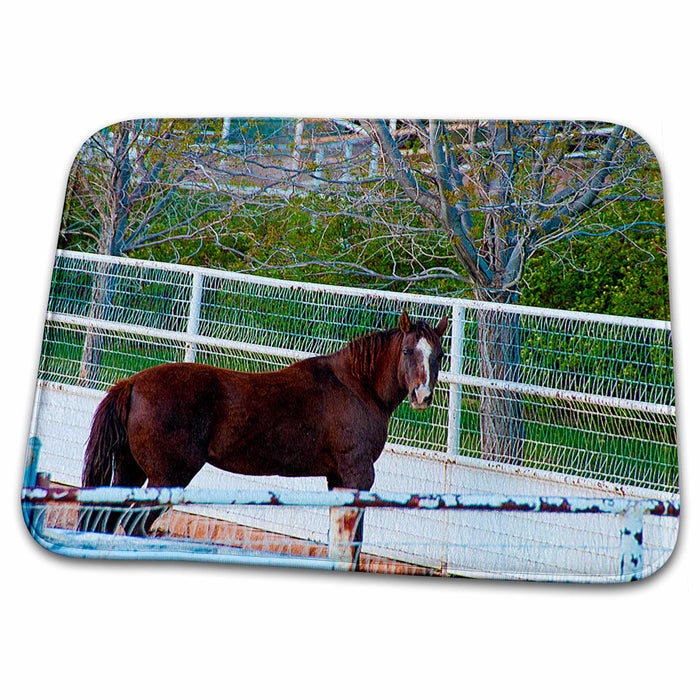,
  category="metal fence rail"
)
[22,485,680,582]
[39,250,677,493]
